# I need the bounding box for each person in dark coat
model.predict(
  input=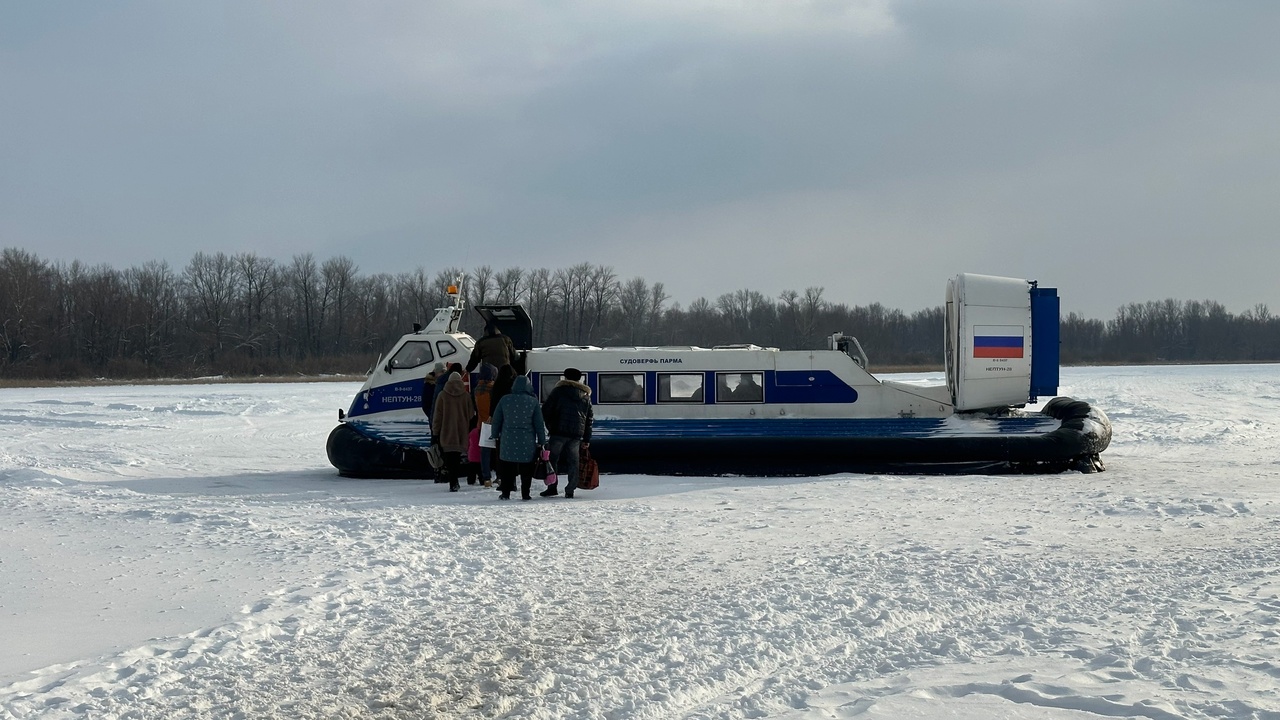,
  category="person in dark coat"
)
[422,362,446,424]
[439,362,465,393]
[432,372,476,492]
[540,367,593,499]
[731,373,763,402]
[466,323,516,372]
[489,375,547,500]
[491,365,517,417]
